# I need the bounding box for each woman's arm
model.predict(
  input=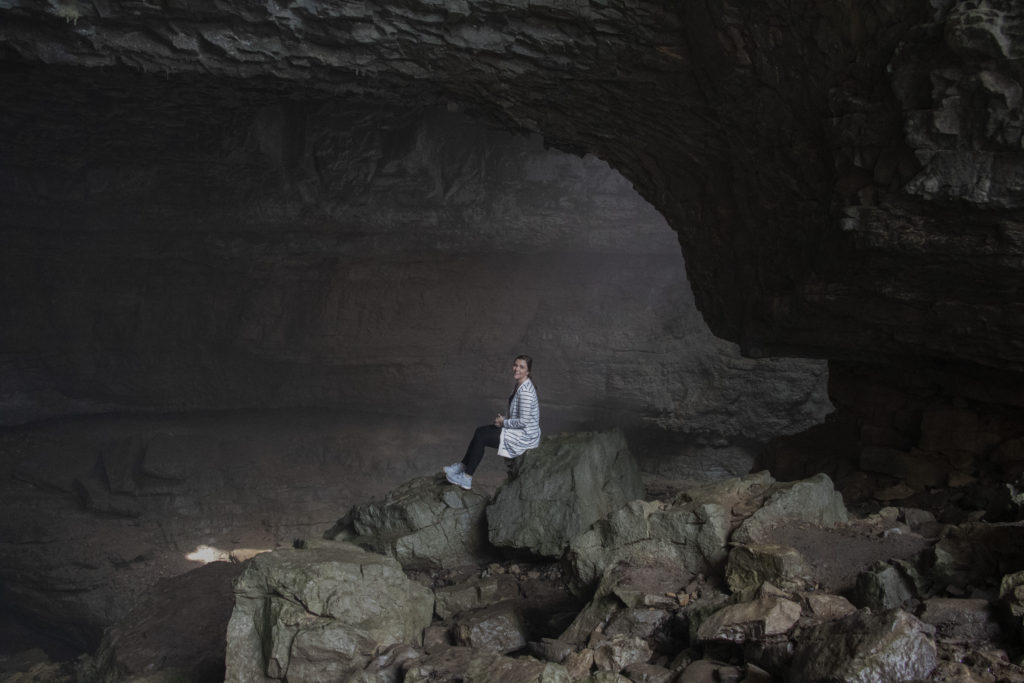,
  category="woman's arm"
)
[503,382,538,430]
